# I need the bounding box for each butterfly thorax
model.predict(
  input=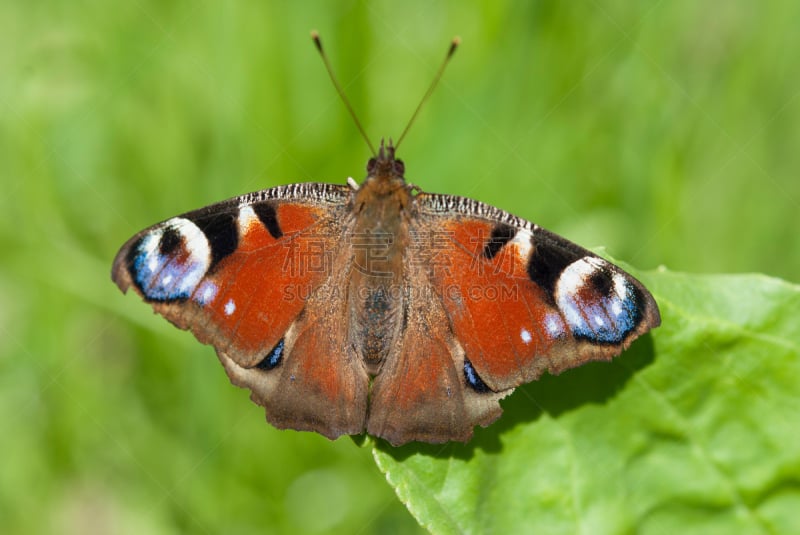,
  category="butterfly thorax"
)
[347,146,414,374]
